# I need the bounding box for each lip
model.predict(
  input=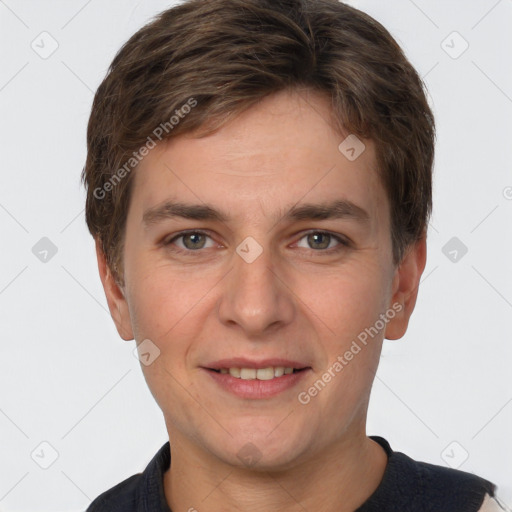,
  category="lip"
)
[202,367,312,399]
[202,357,310,370]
